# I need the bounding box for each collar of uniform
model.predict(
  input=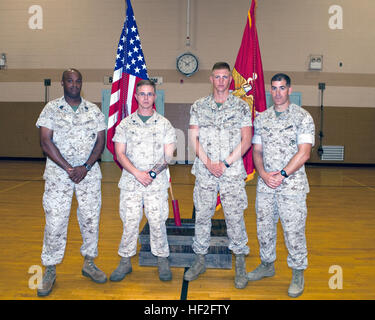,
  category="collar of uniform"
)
[208,93,233,110]
[133,109,158,125]
[58,96,87,113]
[270,103,294,120]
